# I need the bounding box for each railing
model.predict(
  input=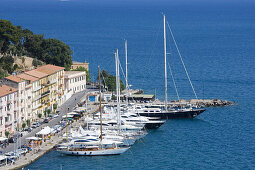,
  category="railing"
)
[33,85,41,92]
[41,90,50,97]
[33,103,41,110]
[49,79,57,85]
[33,94,41,101]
